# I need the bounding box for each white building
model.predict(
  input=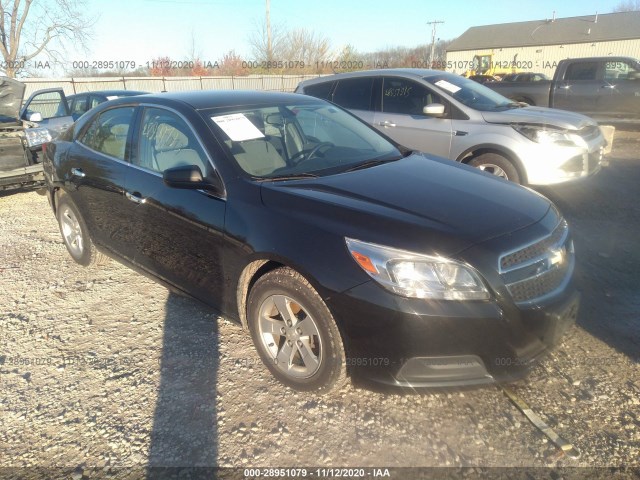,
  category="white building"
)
[445,11,640,76]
